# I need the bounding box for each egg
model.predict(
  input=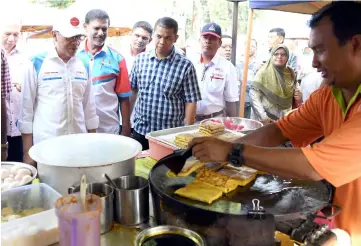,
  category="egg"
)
[21,175,33,185]
[14,174,24,181]
[11,165,22,174]
[16,168,31,177]
[1,169,10,180]
[4,177,14,184]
